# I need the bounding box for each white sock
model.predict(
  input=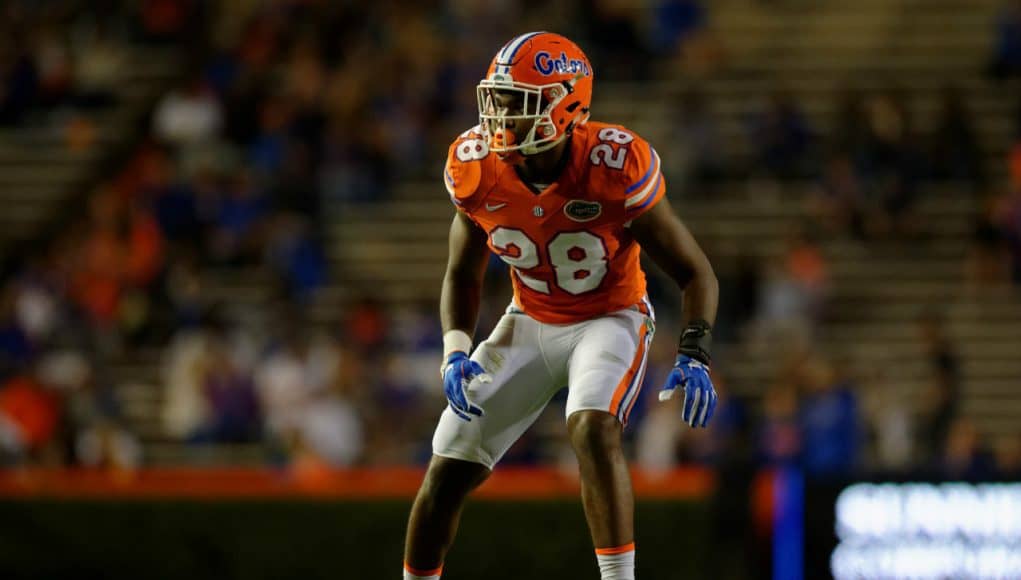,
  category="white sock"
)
[595,542,636,580]
[403,562,442,579]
